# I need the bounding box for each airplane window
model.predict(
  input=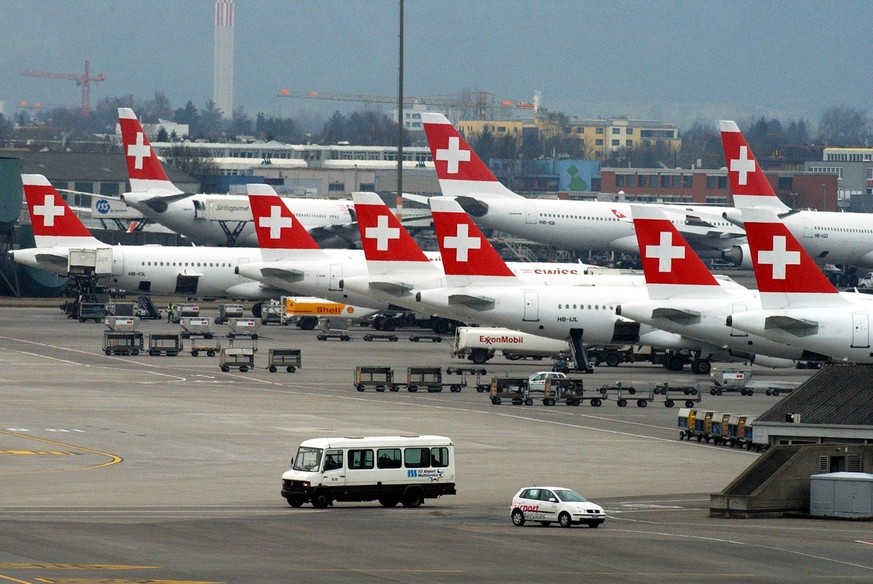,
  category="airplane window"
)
[160,262,164,266]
